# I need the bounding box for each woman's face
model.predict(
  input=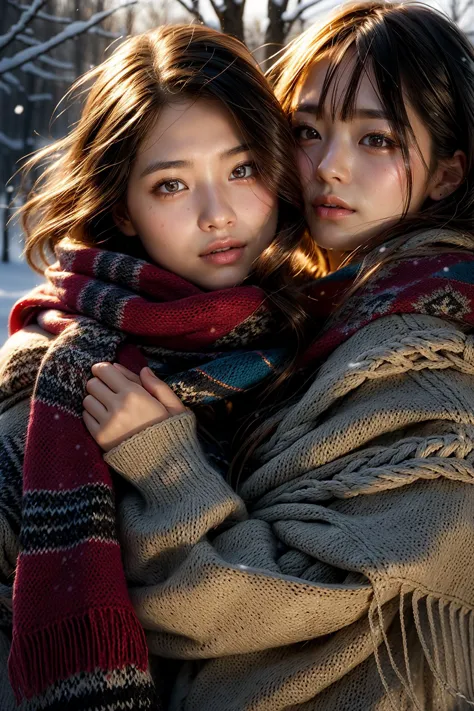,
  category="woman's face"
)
[118,98,278,290]
[291,58,437,253]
